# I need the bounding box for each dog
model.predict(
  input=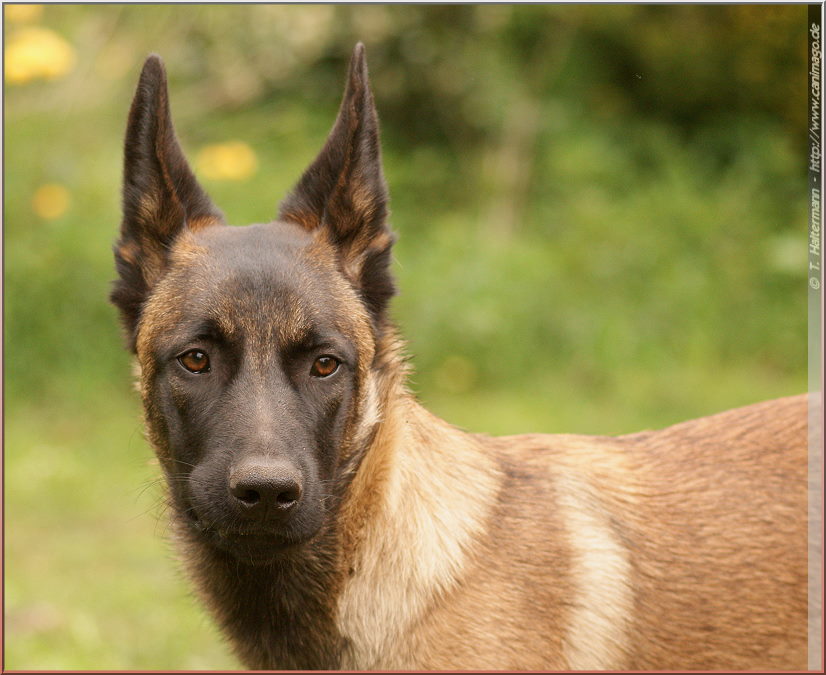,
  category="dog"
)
[111,43,808,670]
